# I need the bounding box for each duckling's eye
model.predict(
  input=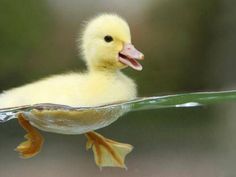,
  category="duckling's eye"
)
[104,35,113,43]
